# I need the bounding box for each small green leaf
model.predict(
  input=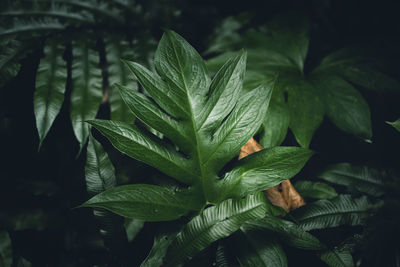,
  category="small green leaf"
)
[320,248,354,267]
[82,184,202,221]
[243,214,324,250]
[165,192,269,266]
[124,218,144,242]
[291,195,372,231]
[387,118,400,132]
[220,146,313,199]
[70,41,102,154]
[294,181,338,199]
[318,163,385,197]
[34,40,67,149]
[0,231,12,267]
[232,230,287,267]
[315,75,372,140]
